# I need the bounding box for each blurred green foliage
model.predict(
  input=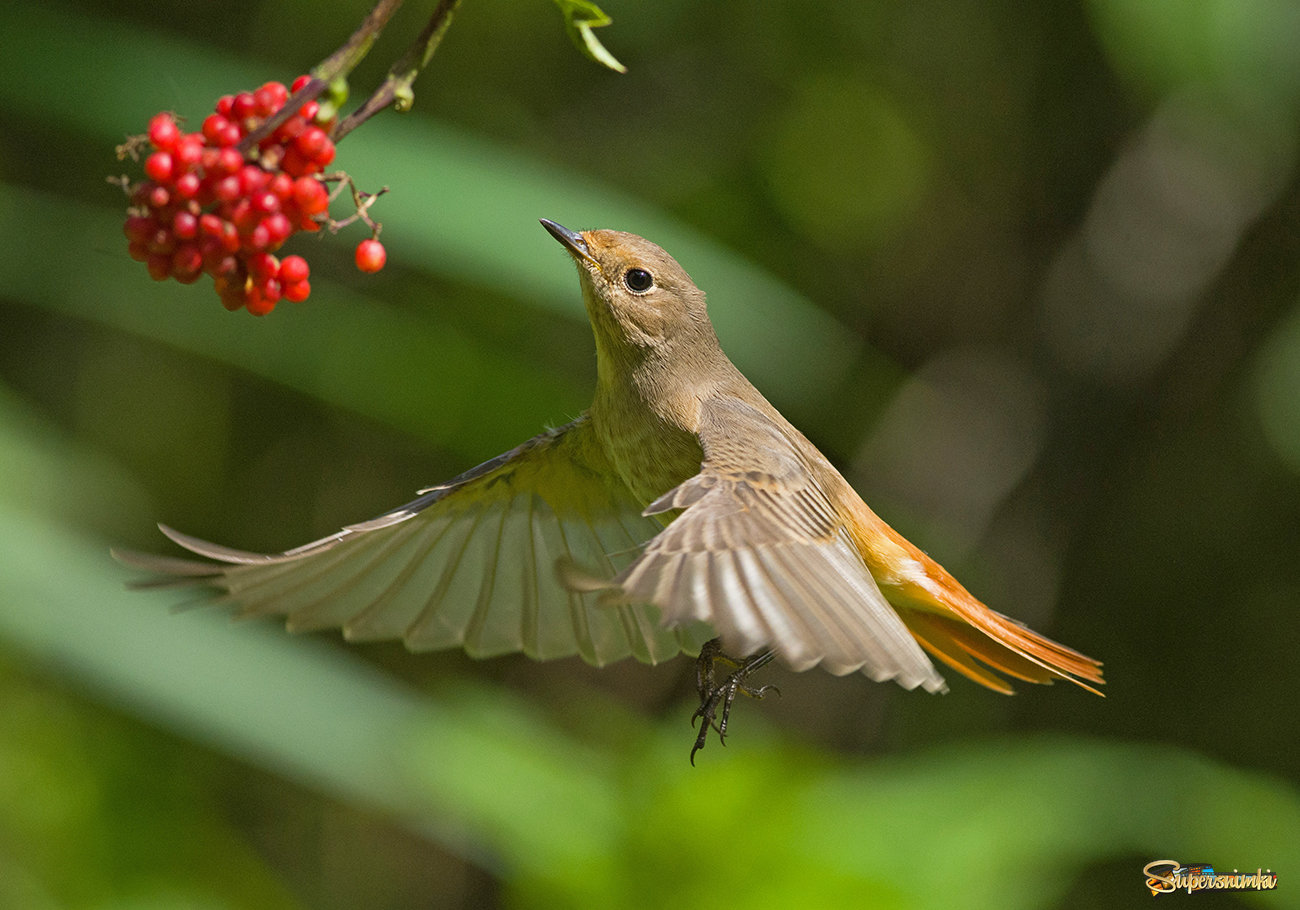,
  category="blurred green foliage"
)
[2,0,1299,908]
